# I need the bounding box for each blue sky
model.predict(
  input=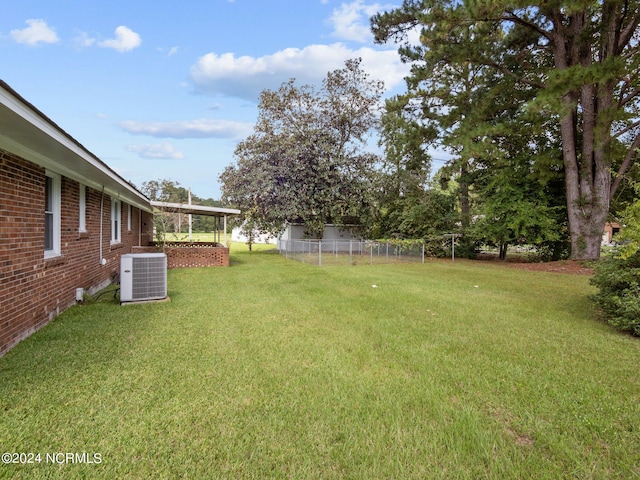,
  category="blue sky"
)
[2,0,416,199]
